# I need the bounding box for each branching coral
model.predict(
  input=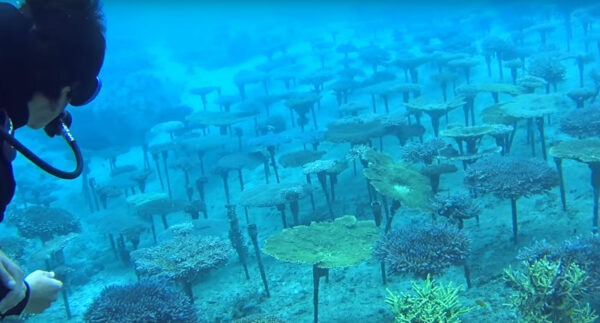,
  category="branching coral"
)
[560,107,600,138]
[431,192,480,229]
[130,223,232,301]
[465,155,558,200]
[7,206,81,243]
[528,53,566,93]
[399,139,446,165]
[385,275,471,323]
[84,278,198,323]
[373,223,470,277]
[464,155,558,243]
[518,235,600,288]
[504,258,597,323]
